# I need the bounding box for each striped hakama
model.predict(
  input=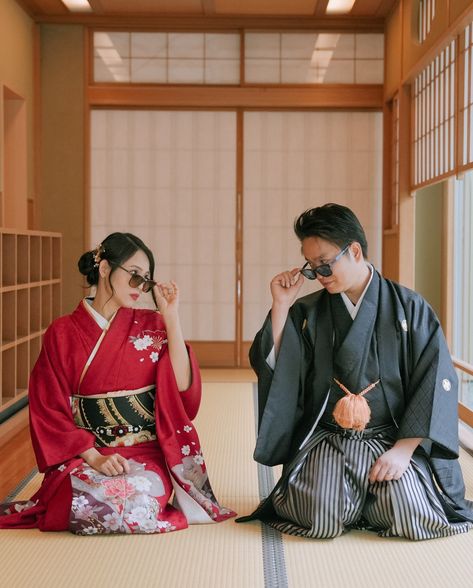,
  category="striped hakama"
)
[270,428,472,540]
